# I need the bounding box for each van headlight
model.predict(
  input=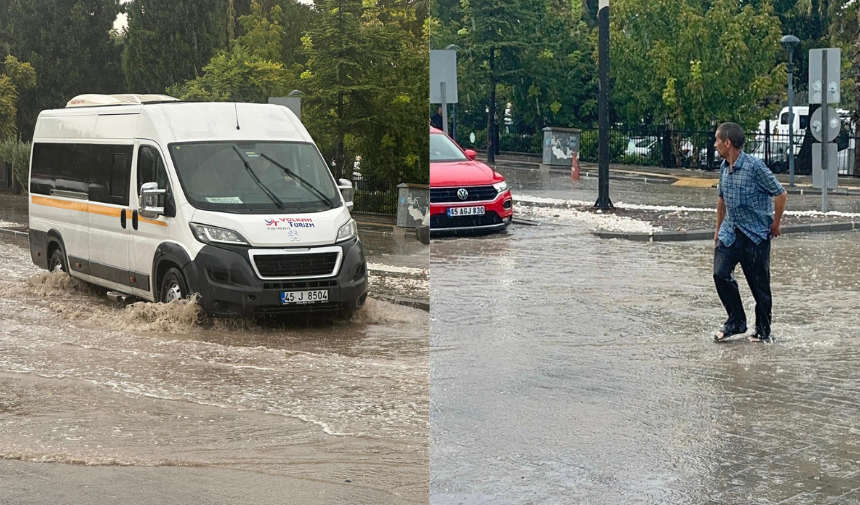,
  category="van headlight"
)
[493,181,508,192]
[190,223,249,245]
[336,219,357,242]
